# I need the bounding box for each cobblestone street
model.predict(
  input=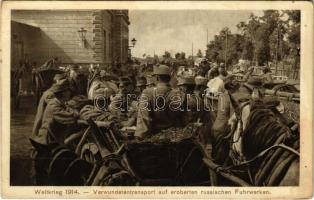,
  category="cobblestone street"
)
[10,95,36,185]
